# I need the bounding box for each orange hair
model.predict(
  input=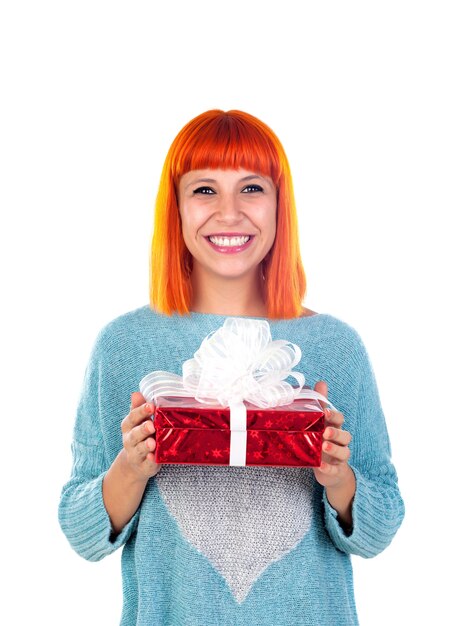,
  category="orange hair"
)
[150,109,307,319]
